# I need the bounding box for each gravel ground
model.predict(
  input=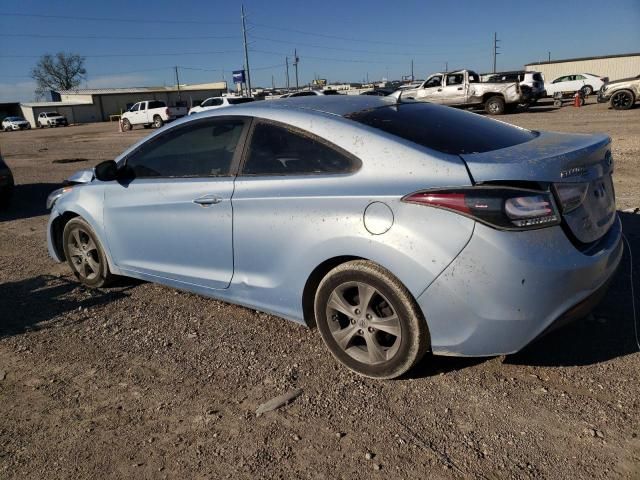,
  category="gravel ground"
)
[1,100,639,479]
